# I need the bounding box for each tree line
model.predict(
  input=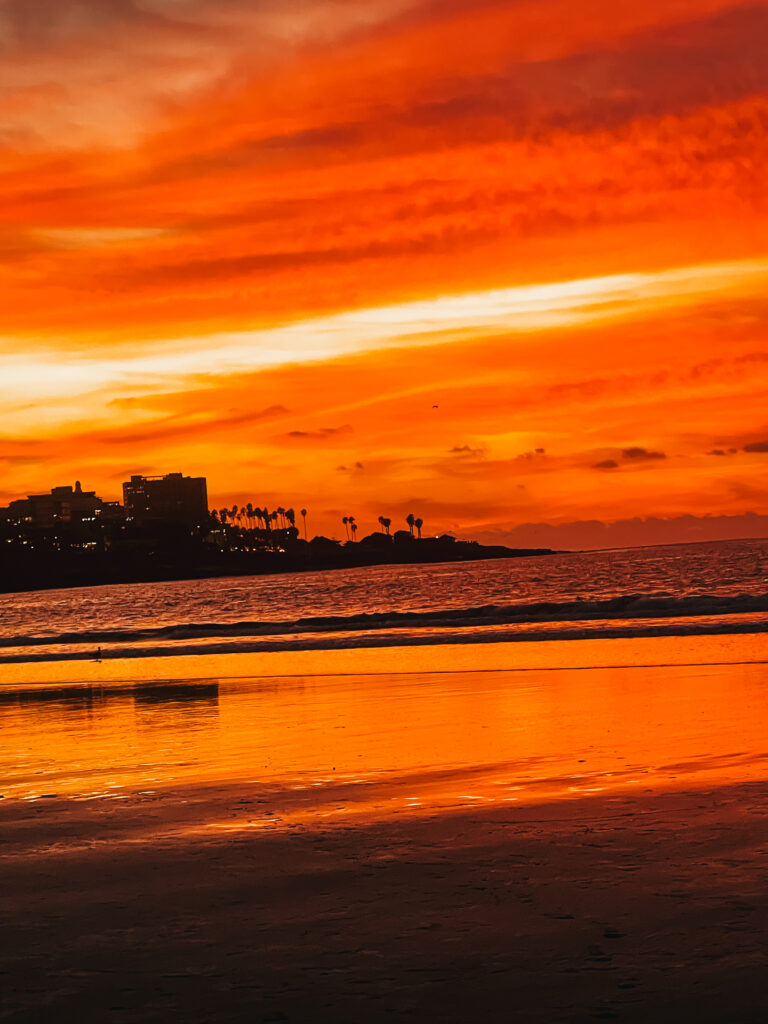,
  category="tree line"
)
[210,505,426,542]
